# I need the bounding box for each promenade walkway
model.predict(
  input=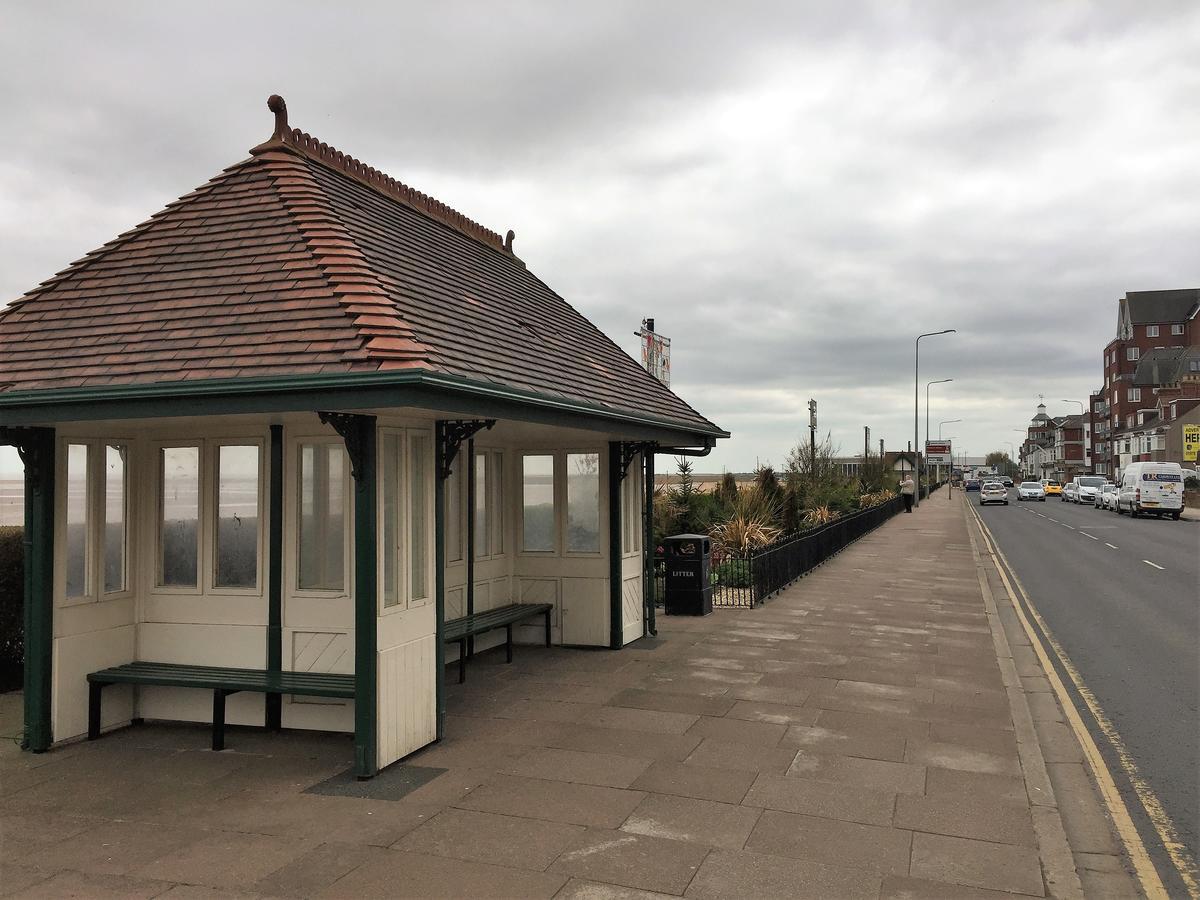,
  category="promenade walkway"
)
[0,496,1136,898]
